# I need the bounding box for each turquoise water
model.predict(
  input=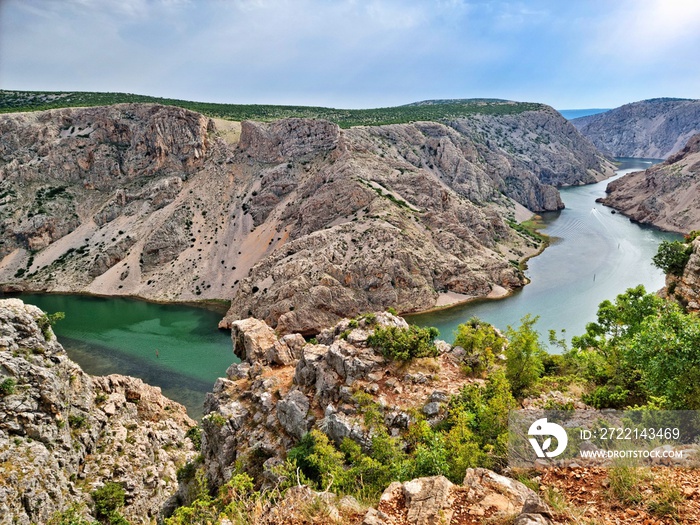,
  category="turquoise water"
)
[409,158,682,347]
[7,294,235,419]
